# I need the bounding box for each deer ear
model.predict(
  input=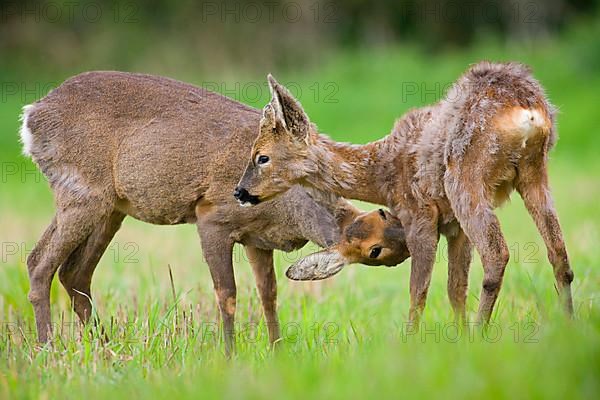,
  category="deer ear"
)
[285,248,348,281]
[261,103,275,125]
[334,200,361,231]
[267,74,310,141]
